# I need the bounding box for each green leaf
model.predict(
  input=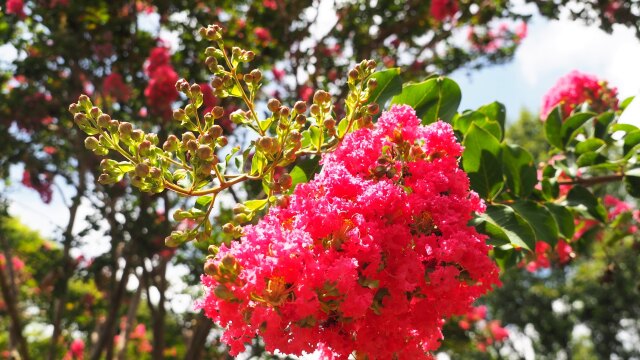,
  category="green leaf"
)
[561,112,595,148]
[575,138,605,155]
[337,118,349,138]
[366,68,402,107]
[479,204,537,251]
[250,151,267,175]
[623,130,640,156]
[452,110,485,135]
[116,161,135,173]
[576,152,607,167]
[501,144,537,197]
[544,203,575,239]
[289,156,321,191]
[244,199,268,212]
[544,106,563,149]
[463,124,504,199]
[625,175,640,198]
[566,186,607,222]
[620,96,635,111]
[195,195,213,211]
[309,125,321,149]
[610,123,639,134]
[594,112,615,139]
[390,76,461,124]
[477,102,506,136]
[511,200,560,246]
